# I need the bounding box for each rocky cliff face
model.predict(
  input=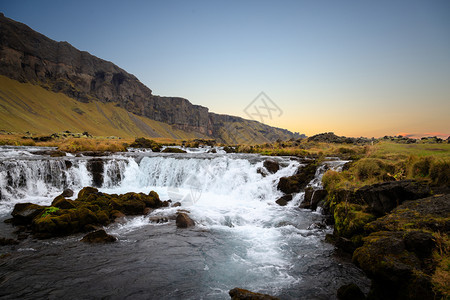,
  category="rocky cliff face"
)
[0,13,298,142]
